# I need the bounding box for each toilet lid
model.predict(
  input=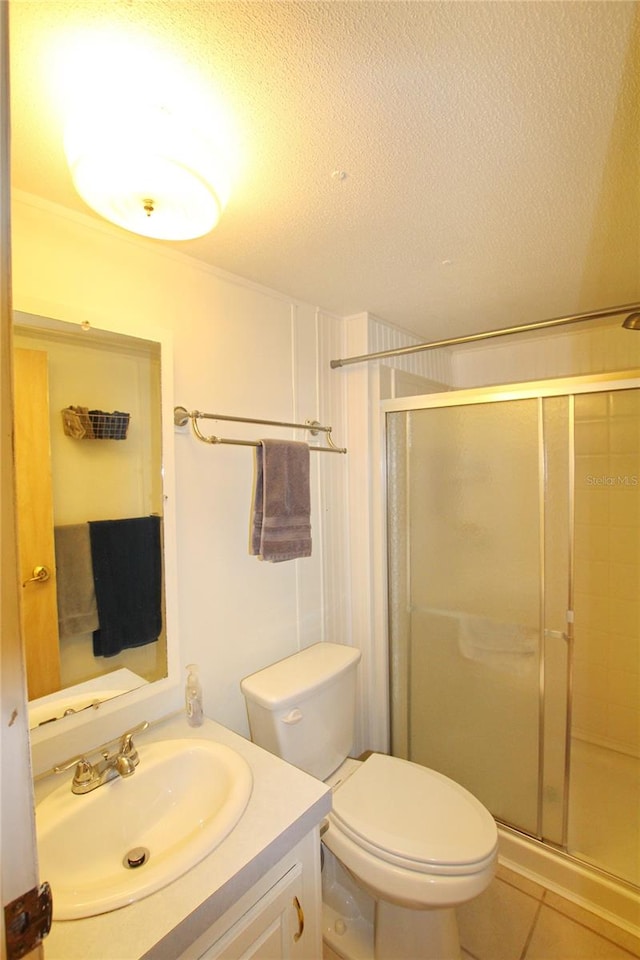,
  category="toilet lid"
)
[331,754,497,873]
